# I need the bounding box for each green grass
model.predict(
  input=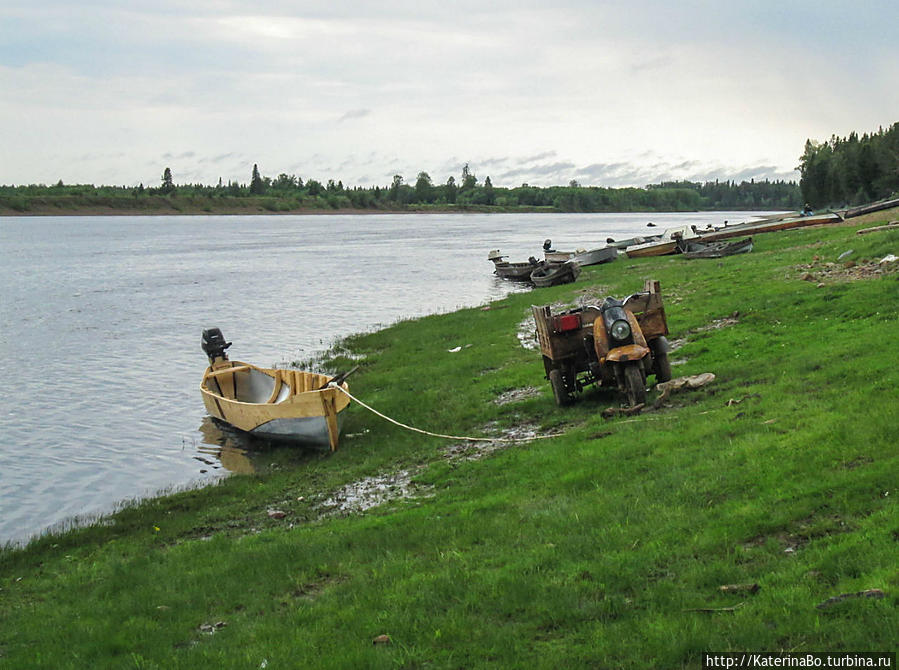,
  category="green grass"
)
[2,217,898,668]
